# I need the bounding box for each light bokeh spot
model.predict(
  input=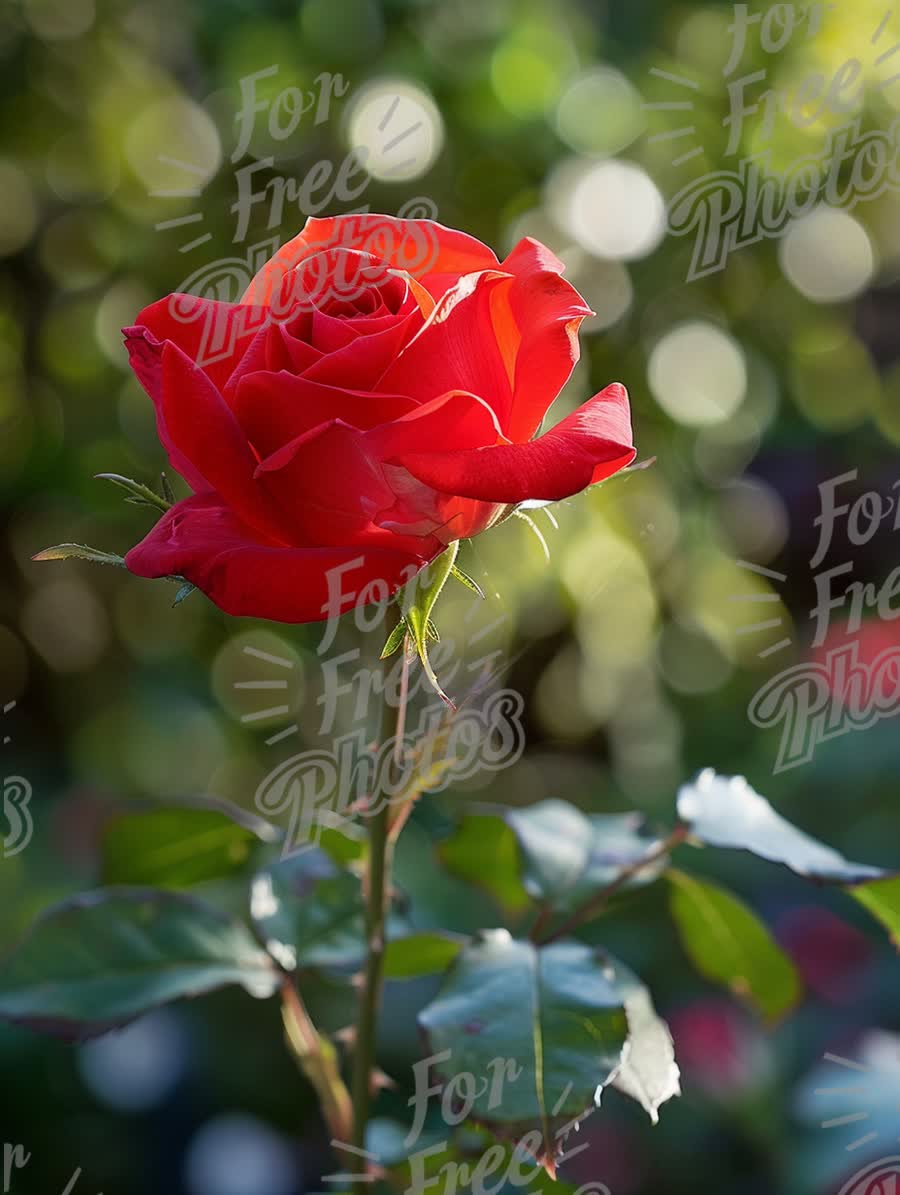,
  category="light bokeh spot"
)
[555,66,645,155]
[649,321,747,427]
[780,206,876,303]
[553,159,666,261]
[346,79,444,182]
